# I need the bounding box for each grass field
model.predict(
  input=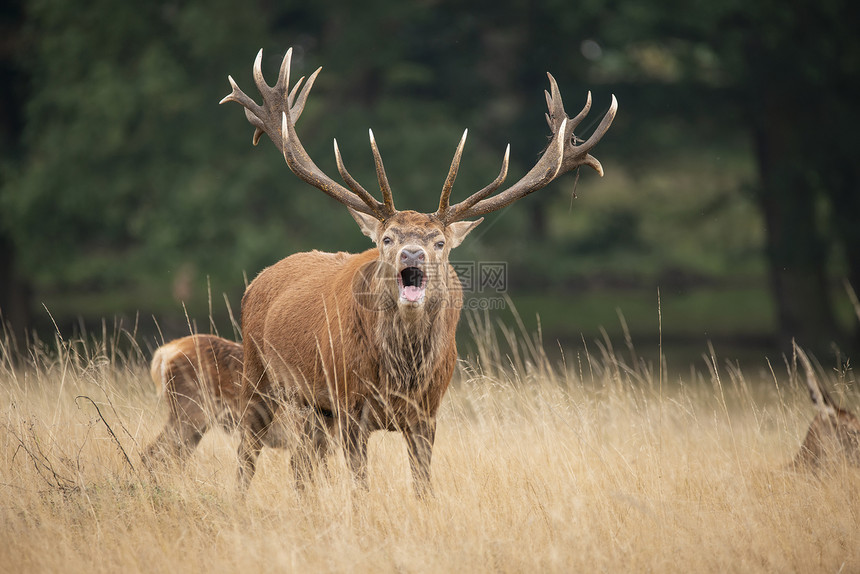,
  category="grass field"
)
[1,320,858,573]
